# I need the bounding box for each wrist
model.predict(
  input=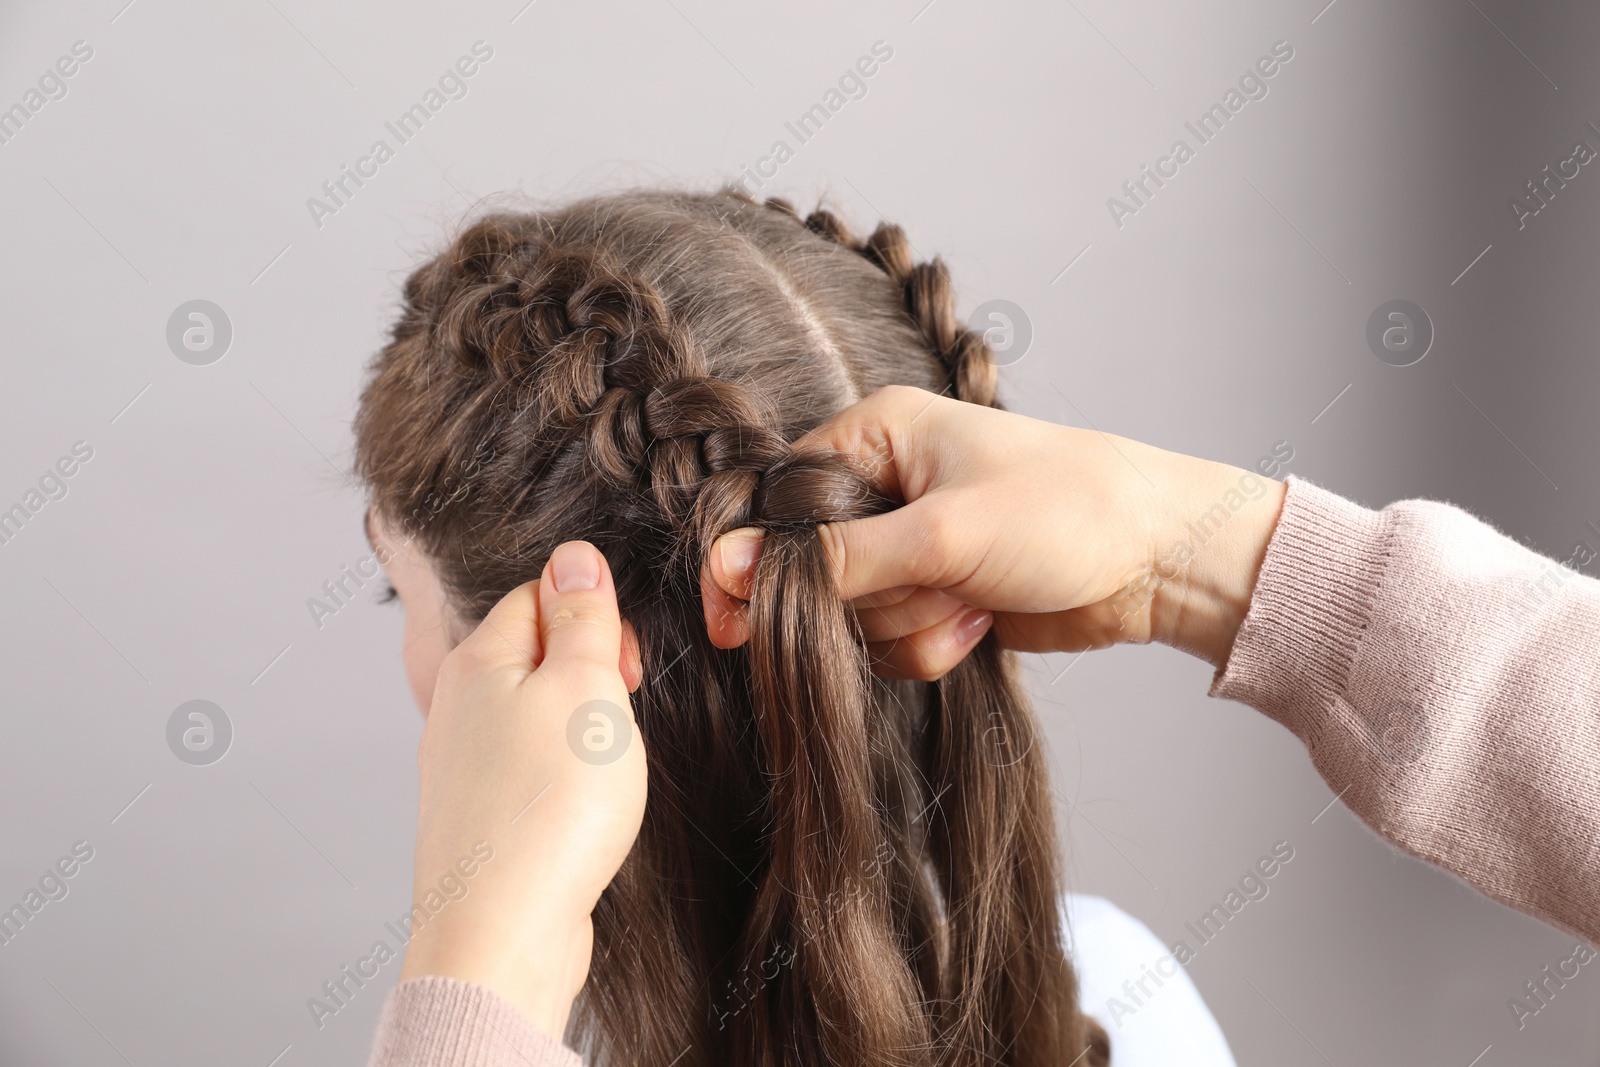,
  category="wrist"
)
[399,910,592,1040]
[1147,459,1287,668]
